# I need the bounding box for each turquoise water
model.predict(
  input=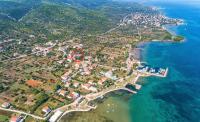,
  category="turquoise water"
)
[129,1,200,122]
